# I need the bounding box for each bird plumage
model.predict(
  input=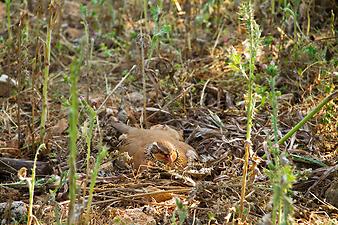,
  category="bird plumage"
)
[112,122,198,170]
